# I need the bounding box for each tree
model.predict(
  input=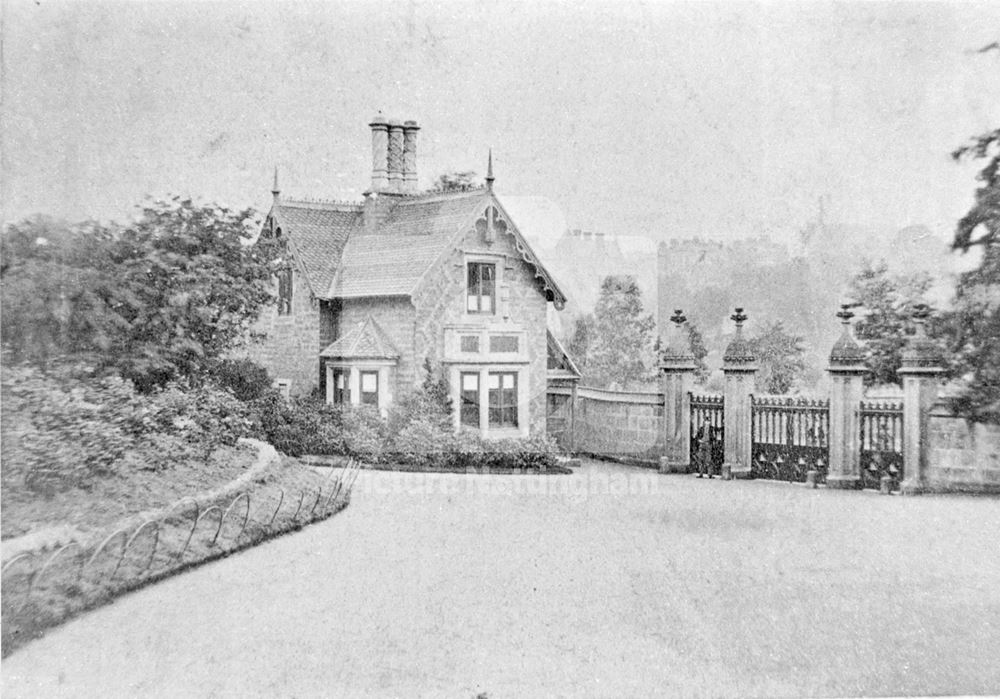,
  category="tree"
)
[686,322,710,382]
[848,260,932,387]
[566,313,595,378]
[1,199,278,390]
[945,127,1000,419]
[432,171,478,191]
[586,275,655,388]
[748,321,806,394]
[1,216,128,367]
